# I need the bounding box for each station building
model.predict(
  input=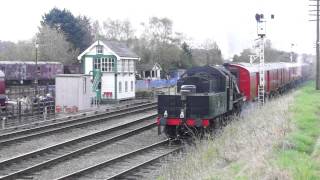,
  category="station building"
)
[77,40,140,102]
[136,62,162,80]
